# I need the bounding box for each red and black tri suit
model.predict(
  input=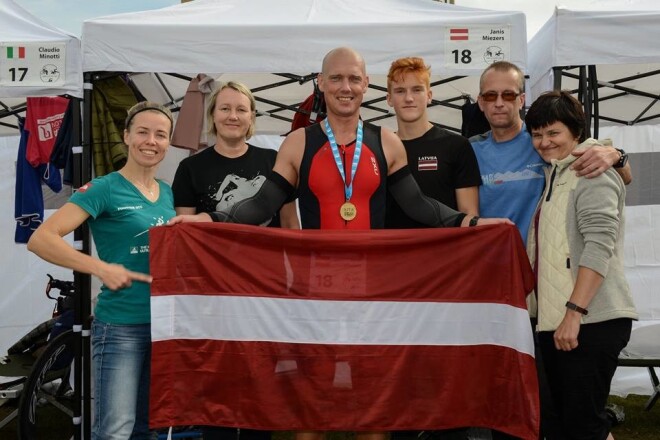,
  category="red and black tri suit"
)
[298,123,388,229]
